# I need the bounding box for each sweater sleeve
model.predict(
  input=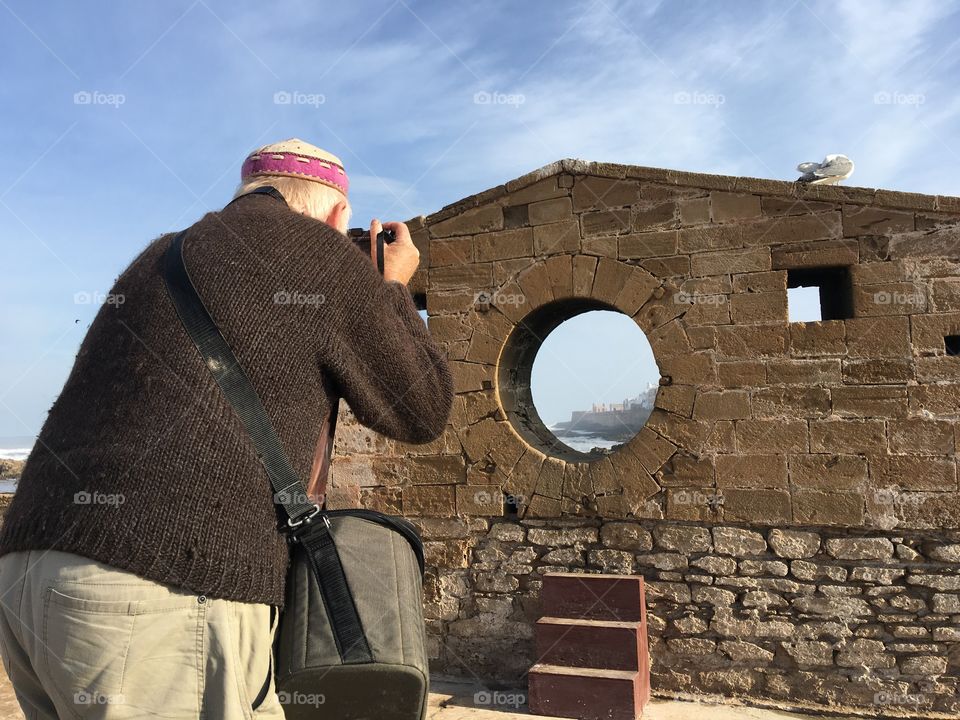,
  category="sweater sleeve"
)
[320,274,455,444]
